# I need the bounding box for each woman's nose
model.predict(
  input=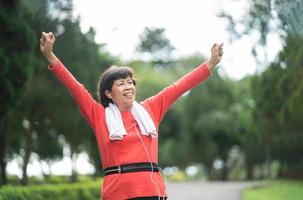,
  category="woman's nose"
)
[125,83,134,89]
[125,85,132,90]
